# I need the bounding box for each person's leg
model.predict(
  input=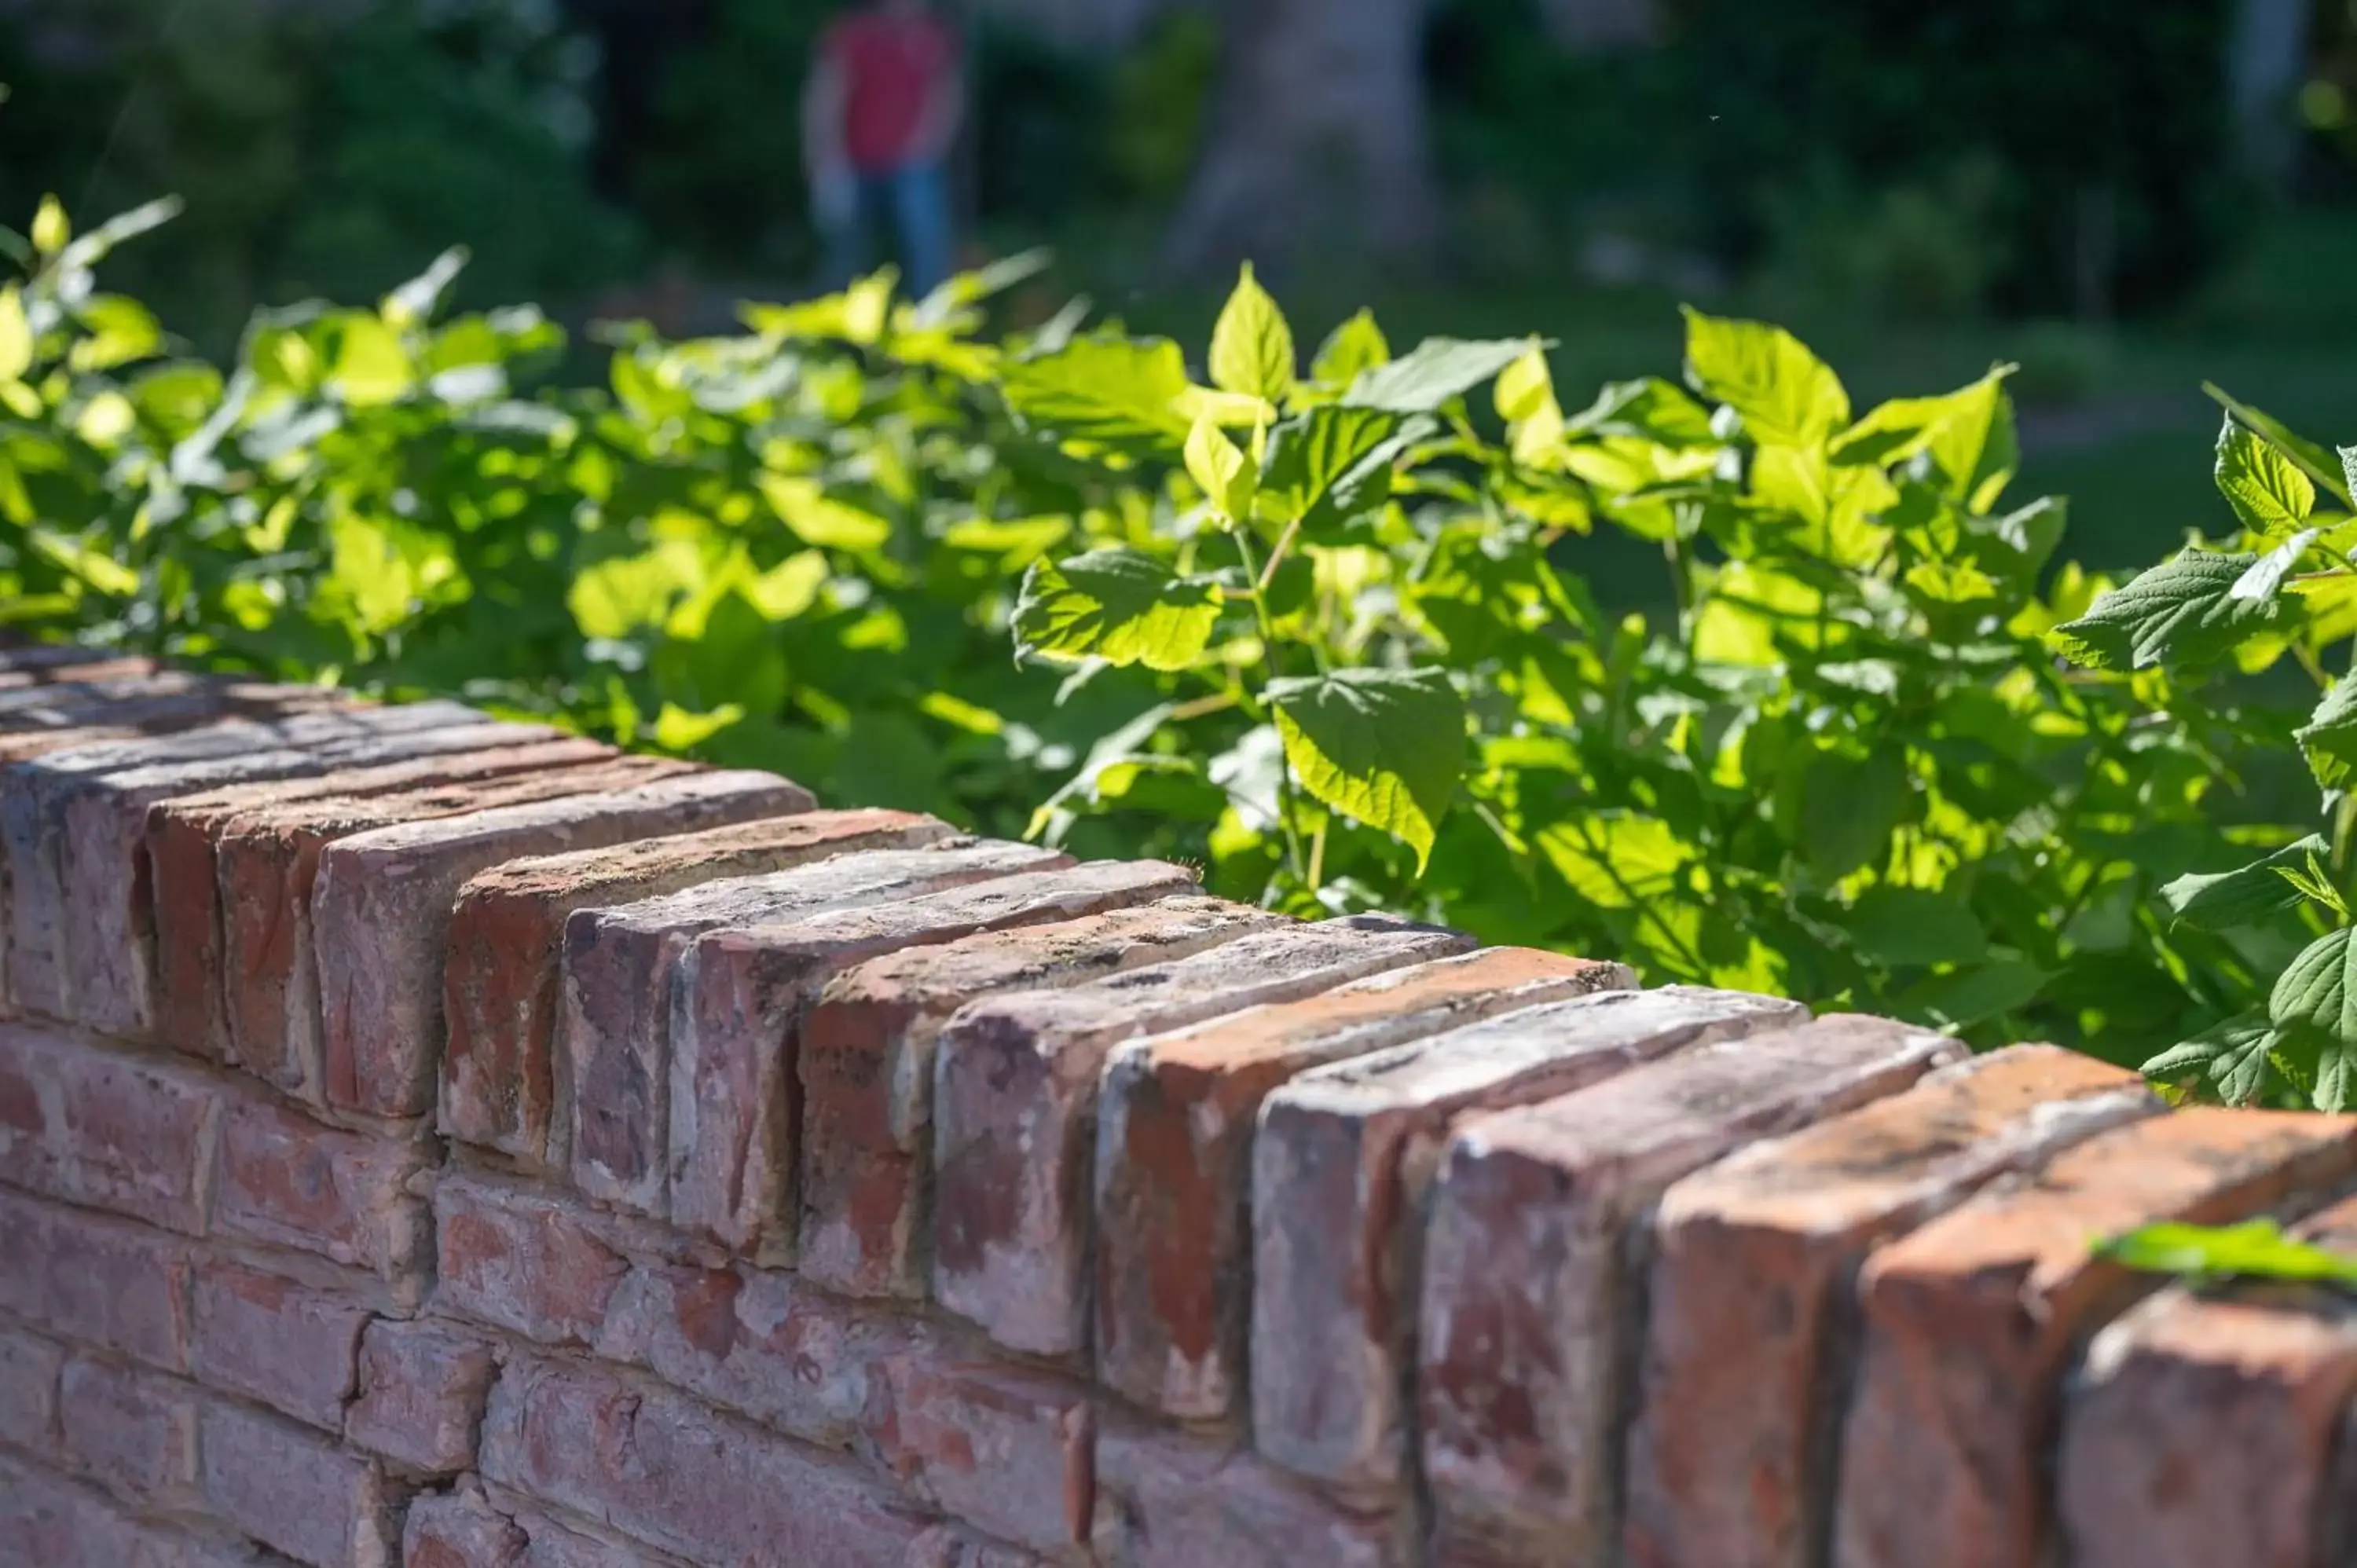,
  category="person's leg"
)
[888,161,954,298]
